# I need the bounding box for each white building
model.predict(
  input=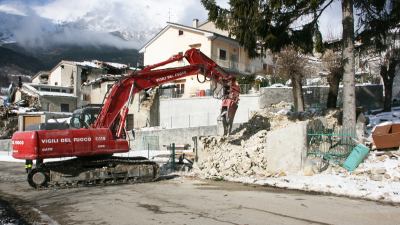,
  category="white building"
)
[139,20,273,97]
